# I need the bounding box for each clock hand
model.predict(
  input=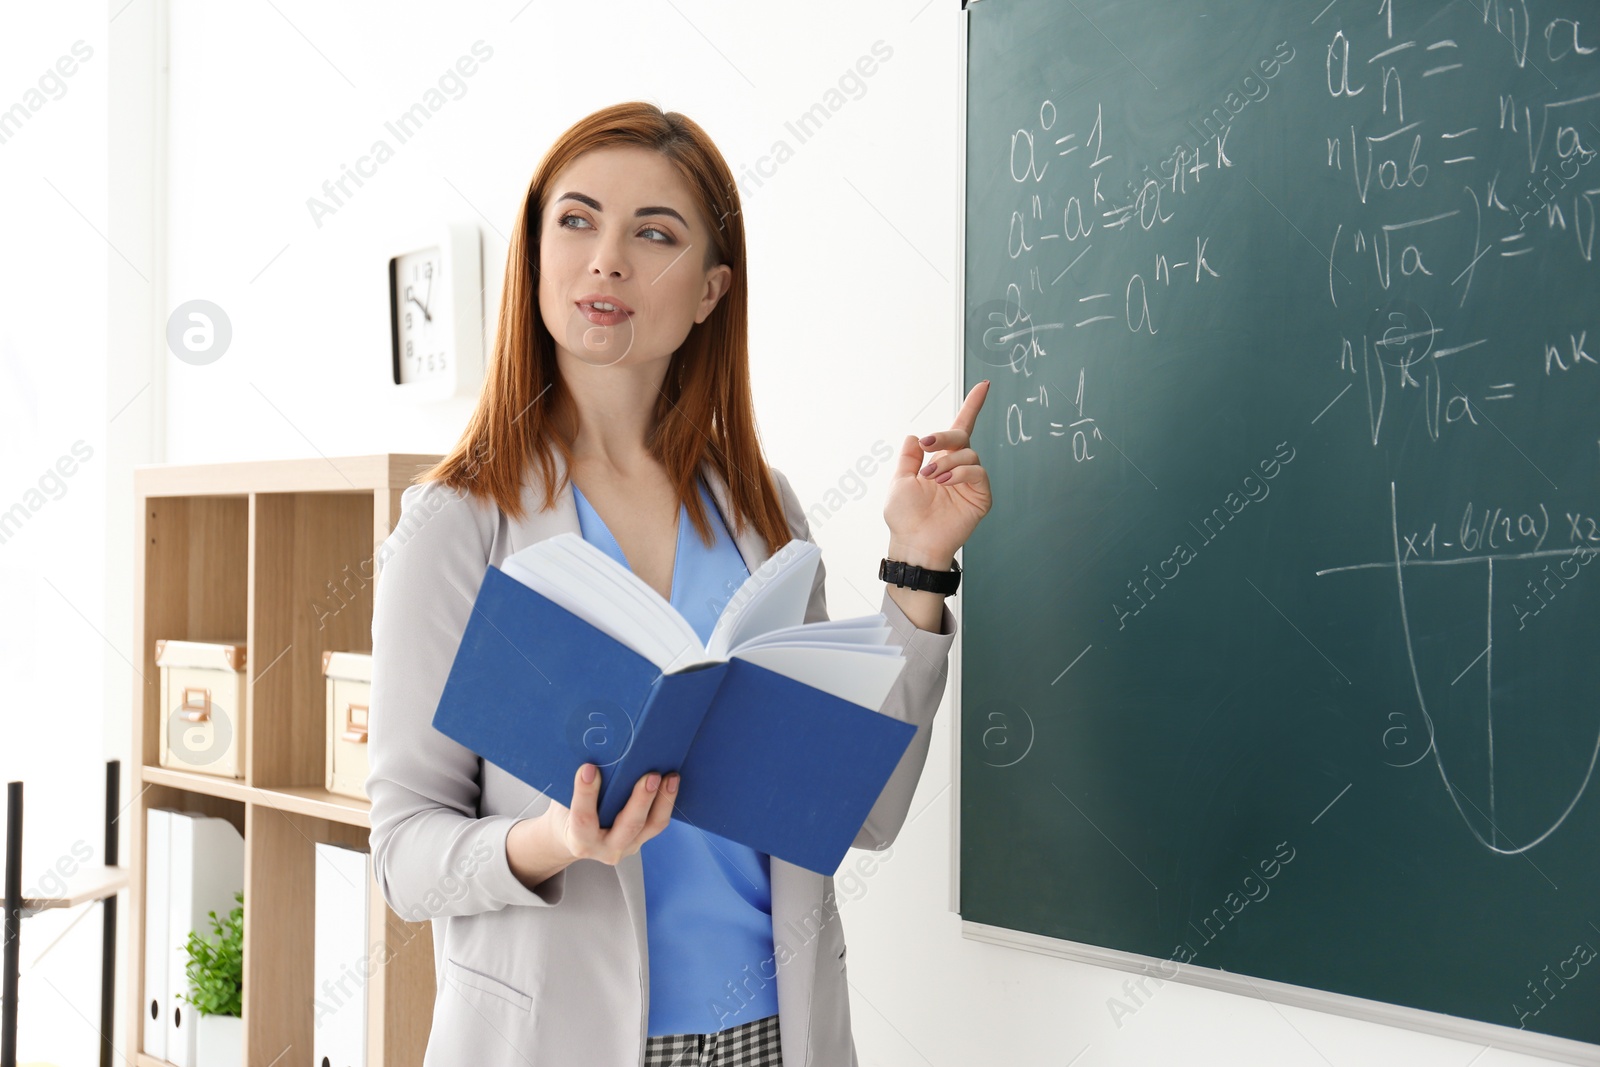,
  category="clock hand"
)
[405,291,432,322]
